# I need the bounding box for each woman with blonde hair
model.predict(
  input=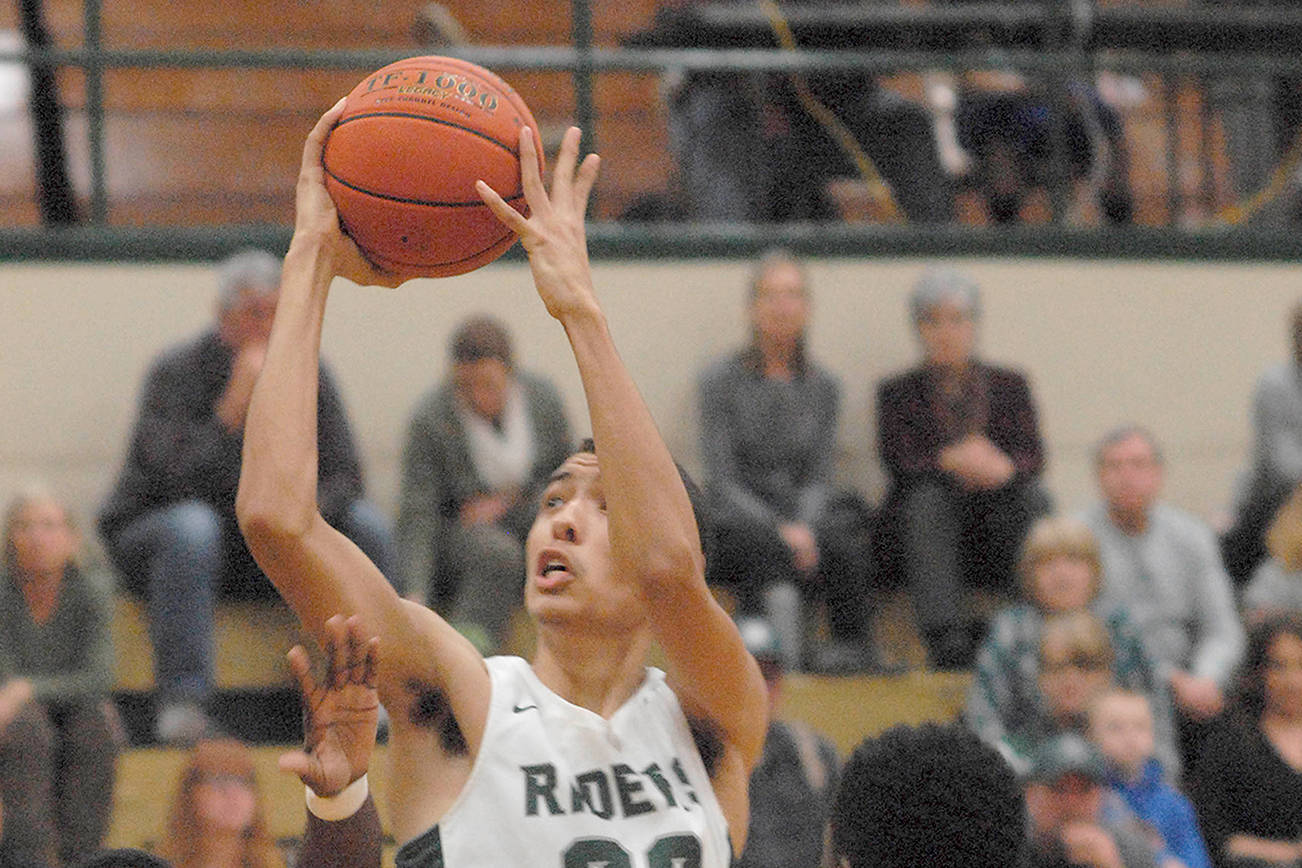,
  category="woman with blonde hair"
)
[0,485,118,867]
[964,514,1177,776]
[160,738,283,868]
